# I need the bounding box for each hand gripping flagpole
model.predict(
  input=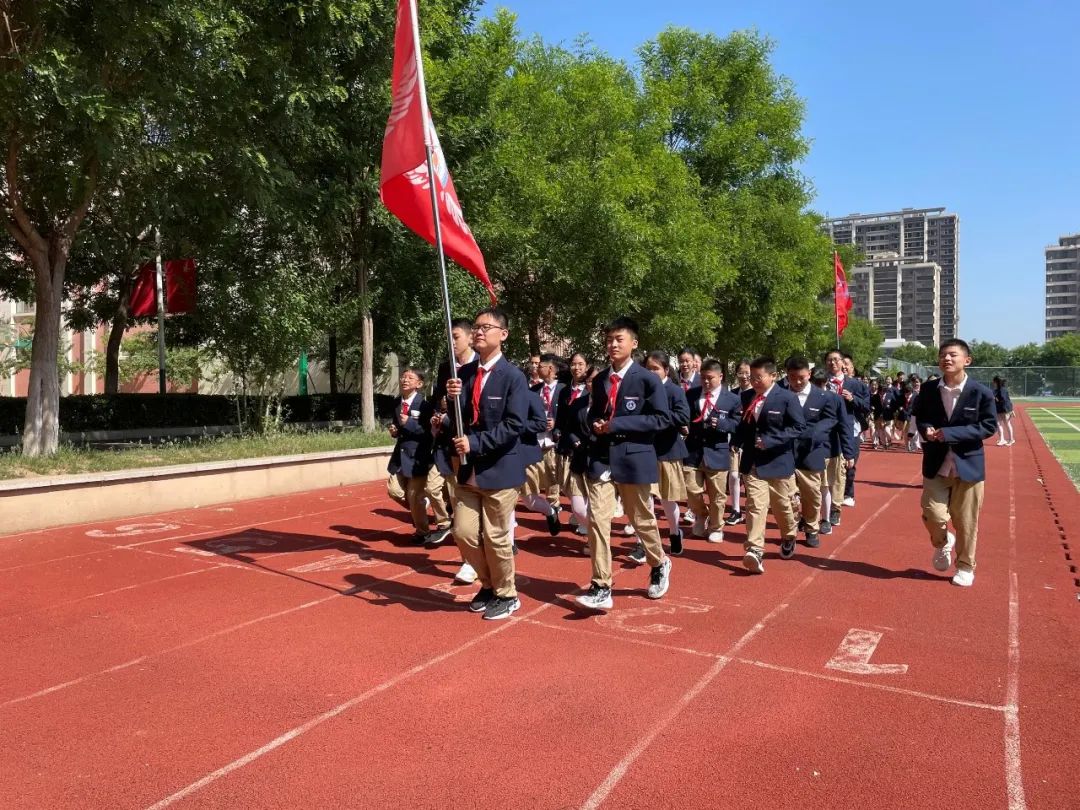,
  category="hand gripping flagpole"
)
[408,0,466,463]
